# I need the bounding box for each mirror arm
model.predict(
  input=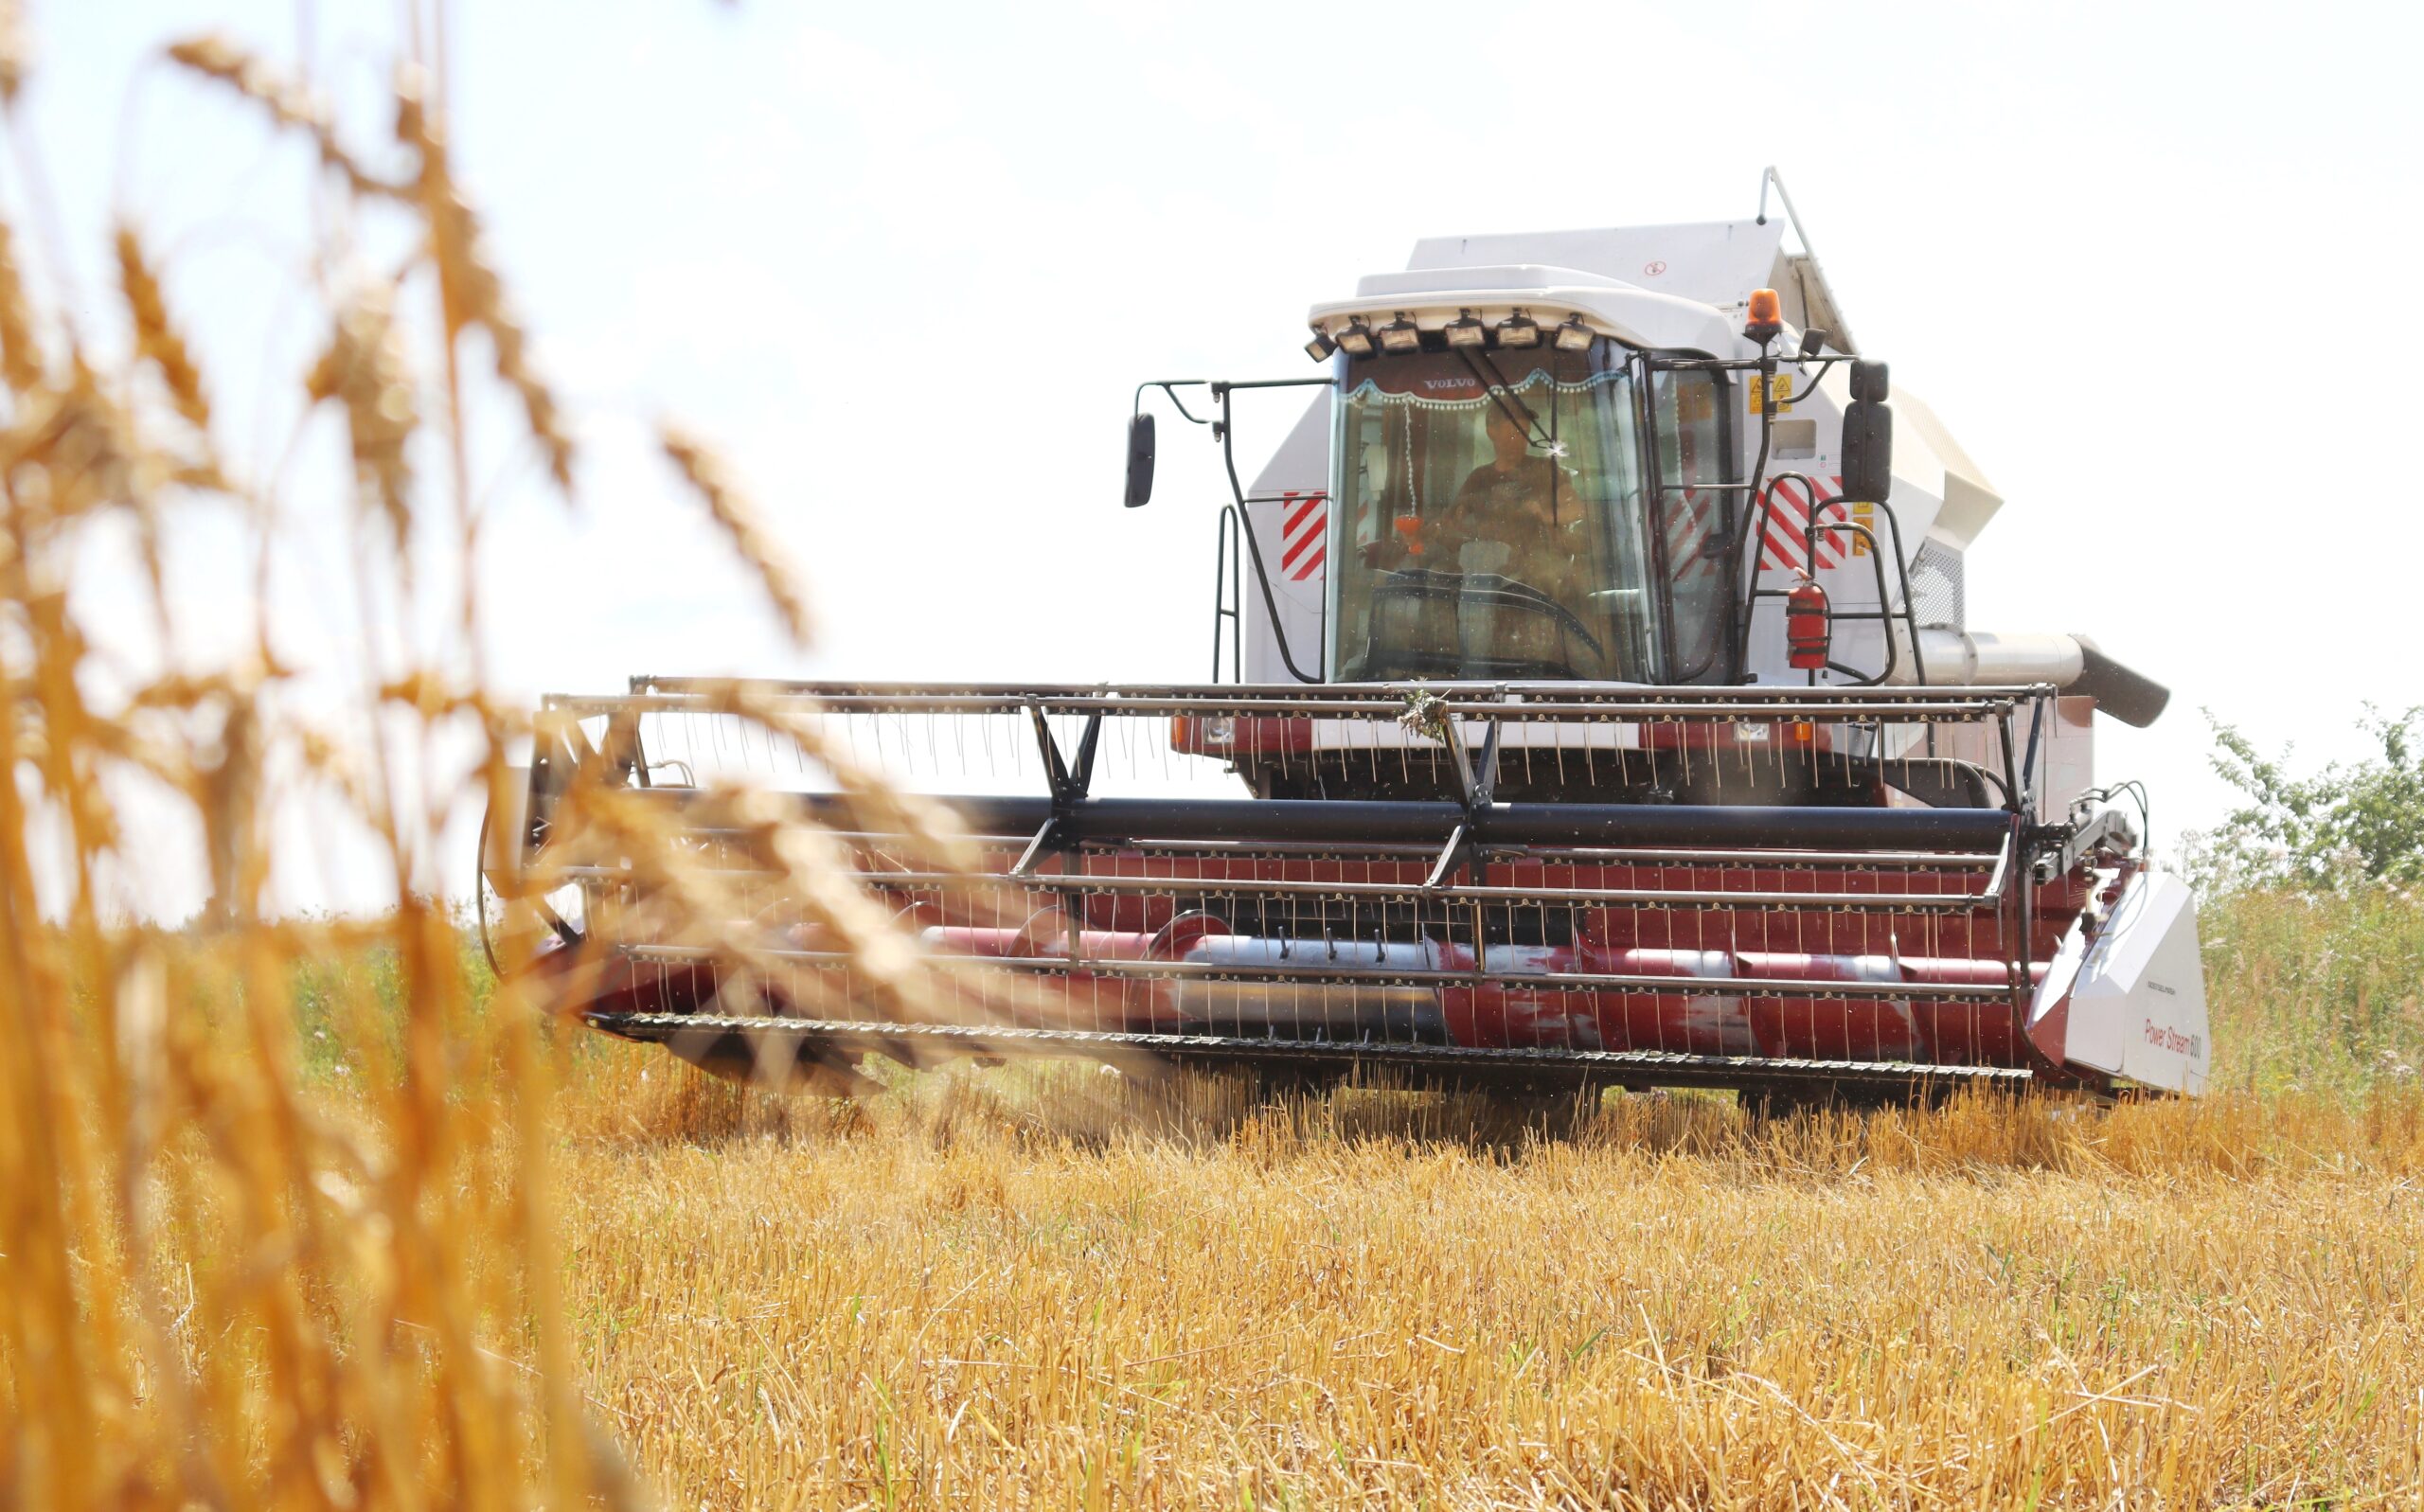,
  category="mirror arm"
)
[1133,380,1216,426]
